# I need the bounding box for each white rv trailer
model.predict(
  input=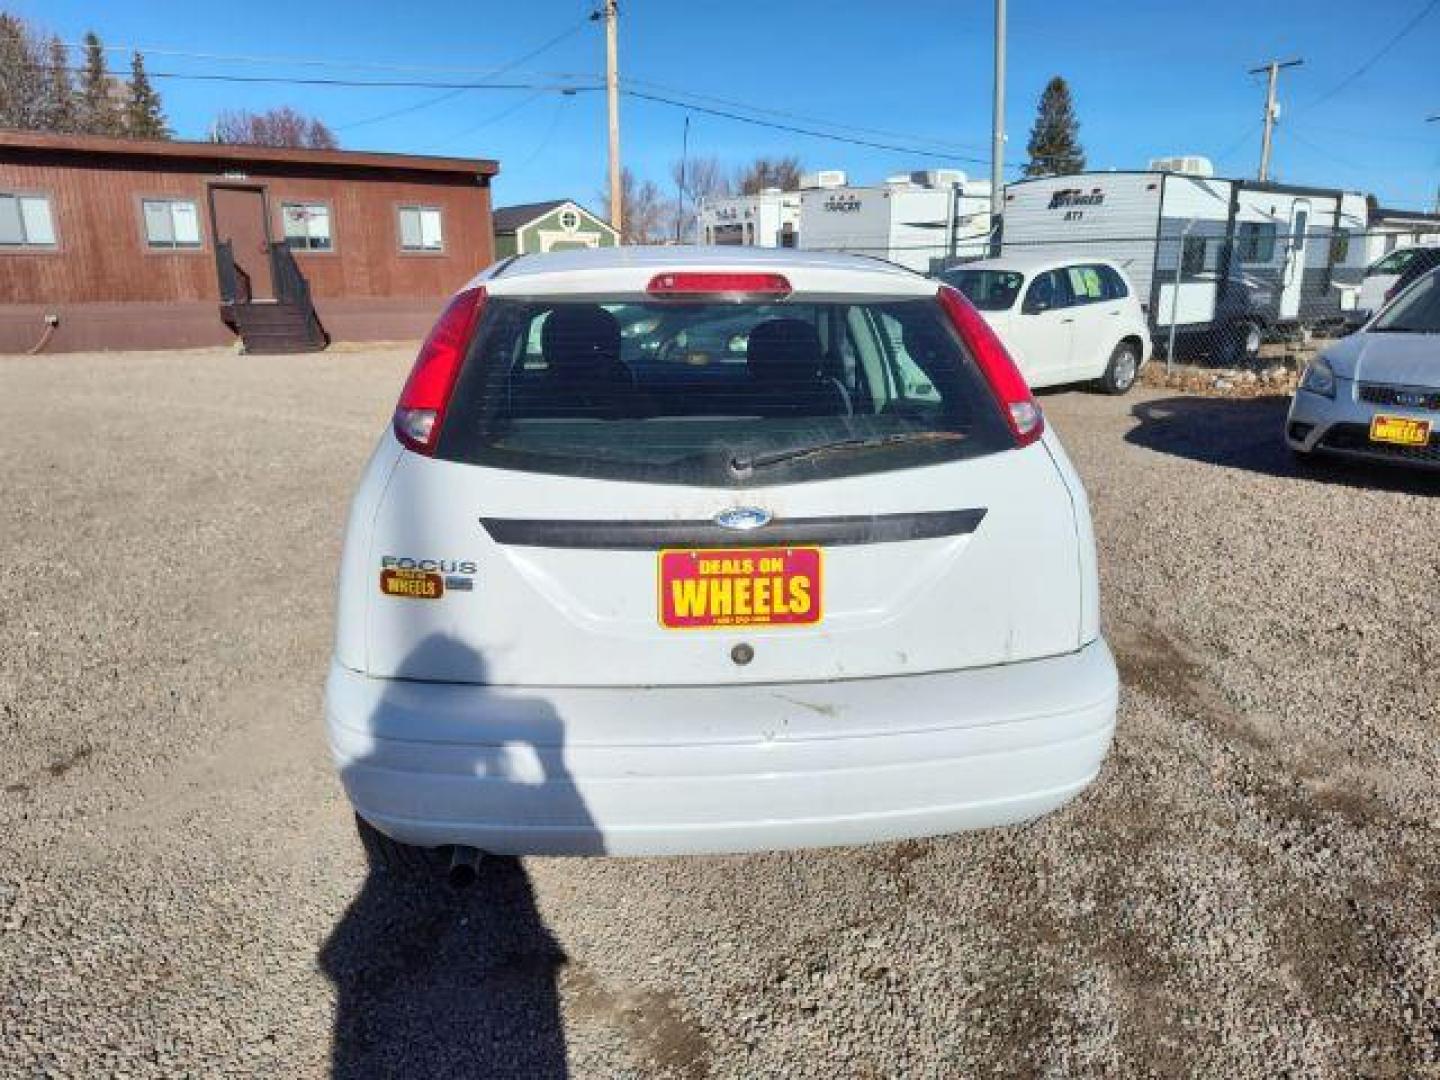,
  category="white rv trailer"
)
[798,170,993,273]
[1000,167,1370,358]
[696,188,801,248]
